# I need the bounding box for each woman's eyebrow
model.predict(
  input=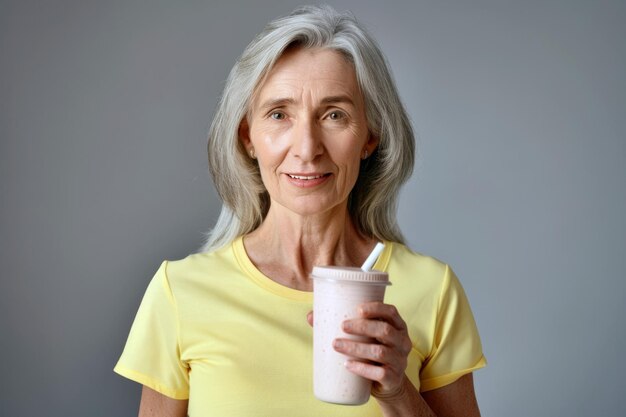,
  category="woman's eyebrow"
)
[259,97,295,112]
[320,95,355,106]
[259,95,355,112]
